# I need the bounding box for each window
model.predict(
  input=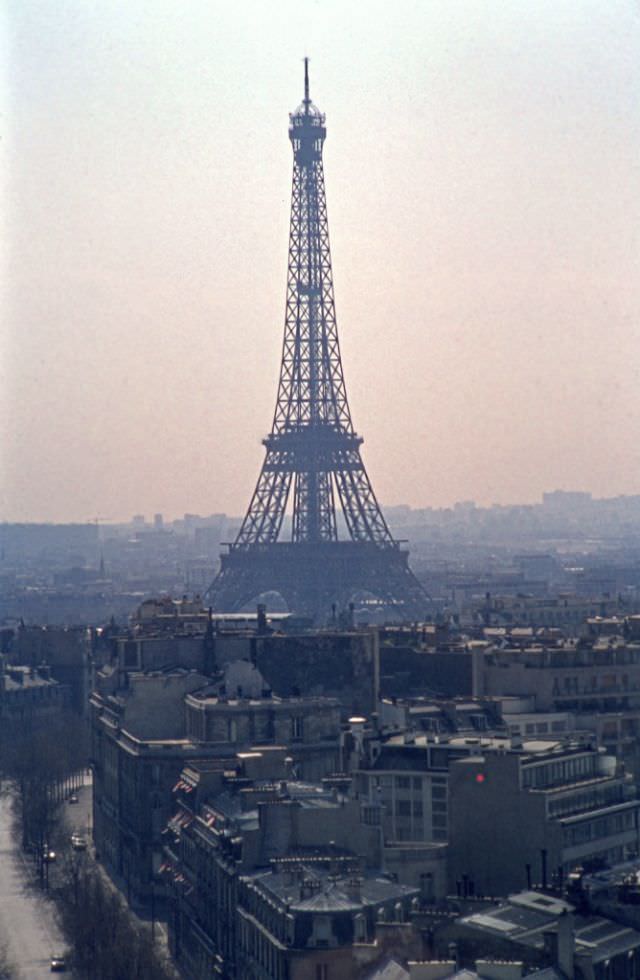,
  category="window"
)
[315,918,330,944]
[432,785,447,799]
[354,913,366,942]
[291,717,304,740]
[316,966,329,980]
[124,641,138,668]
[413,800,423,817]
[396,800,411,817]
[396,776,410,790]
[412,777,422,791]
